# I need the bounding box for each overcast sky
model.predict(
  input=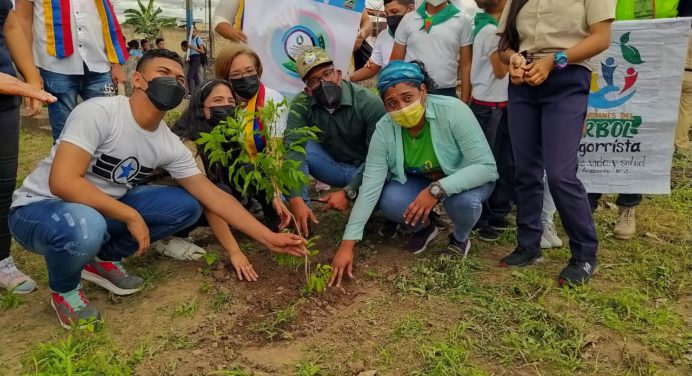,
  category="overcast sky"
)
[111,0,478,21]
